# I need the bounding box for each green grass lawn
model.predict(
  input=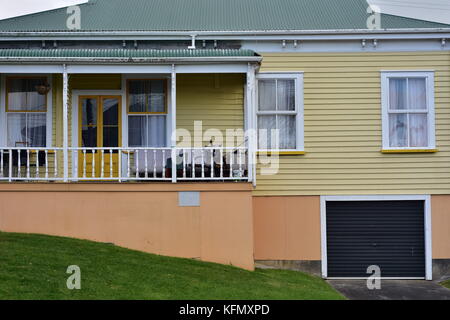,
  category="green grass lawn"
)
[0,232,344,300]
[442,280,450,289]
